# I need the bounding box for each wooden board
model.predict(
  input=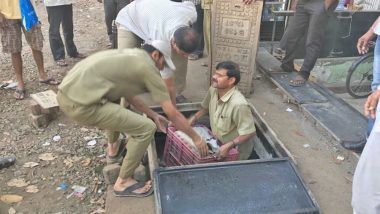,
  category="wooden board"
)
[30,90,58,109]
